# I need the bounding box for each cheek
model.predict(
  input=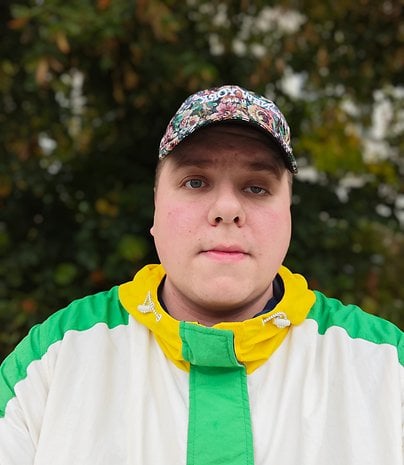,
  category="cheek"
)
[153,201,199,240]
[153,201,203,267]
[258,207,292,246]
[273,208,291,231]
